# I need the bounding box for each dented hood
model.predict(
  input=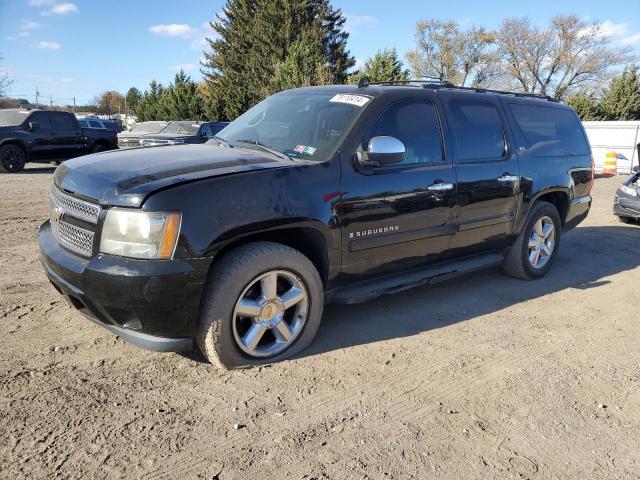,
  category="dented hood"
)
[53,144,284,207]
